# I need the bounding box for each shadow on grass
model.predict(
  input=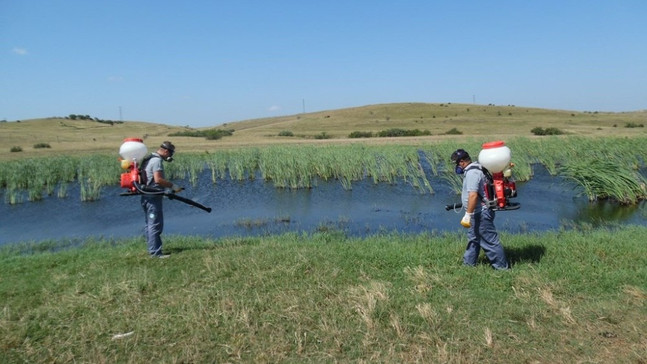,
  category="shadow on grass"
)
[164,236,263,254]
[507,244,546,266]
[164,244,217,254]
